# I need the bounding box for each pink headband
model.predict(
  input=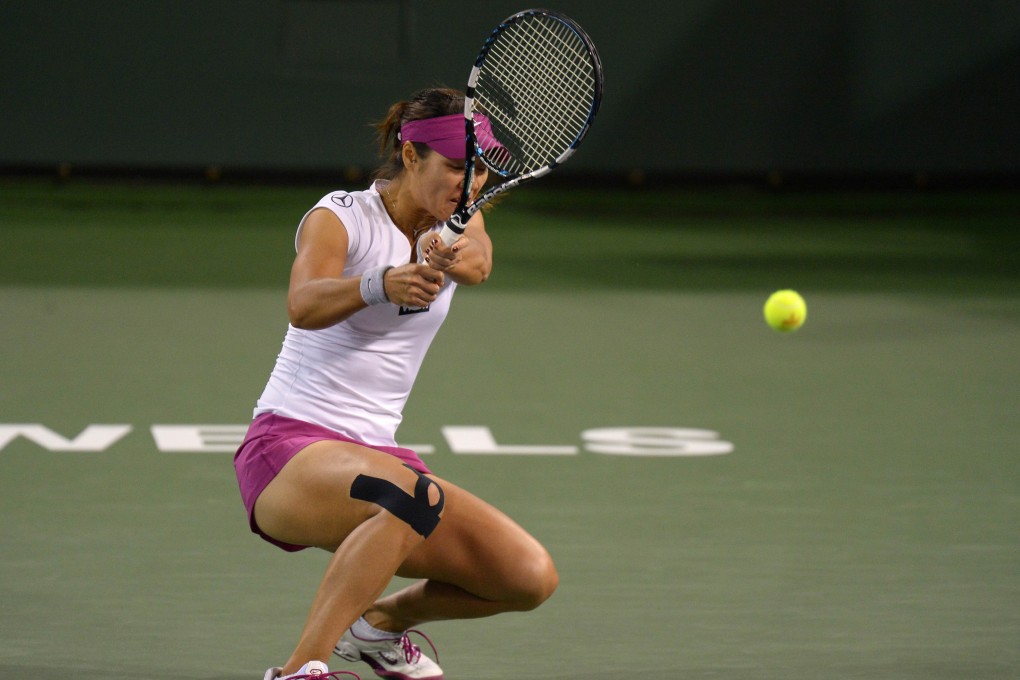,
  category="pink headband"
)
[399,113,504,160]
